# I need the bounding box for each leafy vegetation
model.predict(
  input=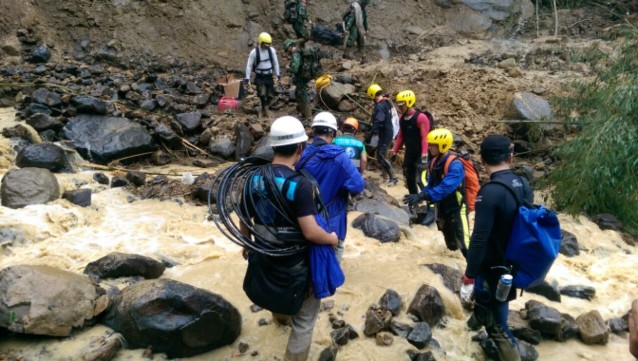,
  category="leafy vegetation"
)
[549,28,638,234]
